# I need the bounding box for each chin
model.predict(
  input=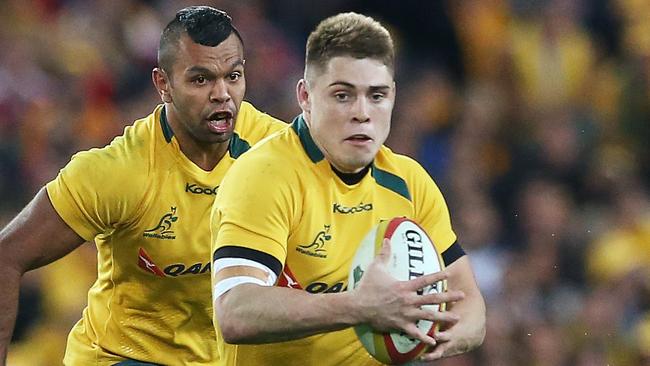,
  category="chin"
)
[354,154,376,167]
[209,133,232,144]
[341,159,373,173]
